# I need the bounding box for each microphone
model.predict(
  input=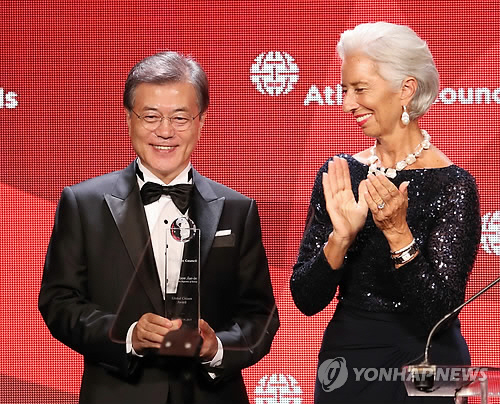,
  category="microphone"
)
[407,275,500,392]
